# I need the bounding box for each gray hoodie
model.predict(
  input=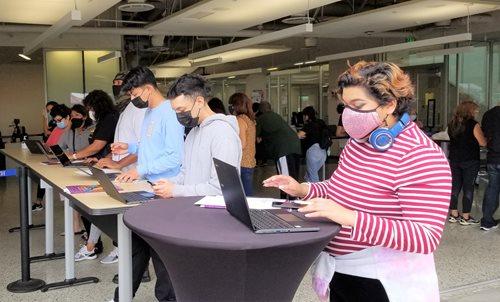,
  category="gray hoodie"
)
[169,113,242,197]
